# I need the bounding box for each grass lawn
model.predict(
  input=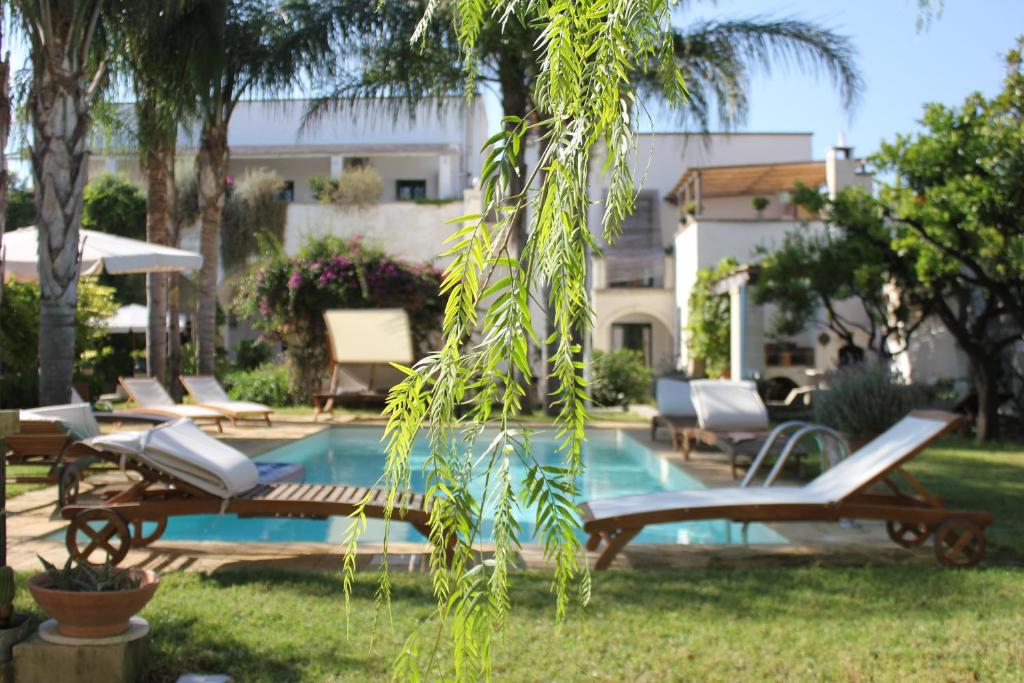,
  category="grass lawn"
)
[5,465,53,497]
[13,436,1024,681]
